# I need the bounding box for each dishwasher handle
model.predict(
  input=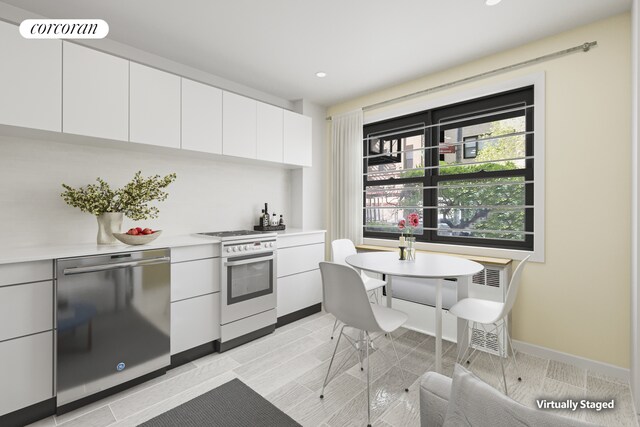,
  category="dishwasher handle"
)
[63,256,171,275]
